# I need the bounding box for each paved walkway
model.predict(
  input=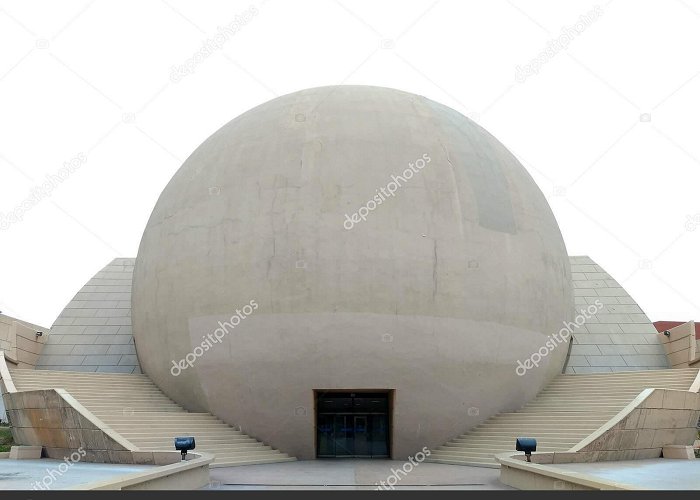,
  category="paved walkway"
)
[208,459,512,490]
[0,459,153,490]
[551,459,700,490]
